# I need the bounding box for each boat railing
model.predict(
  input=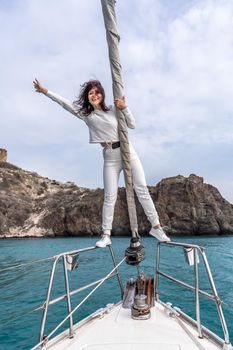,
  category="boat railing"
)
[155,241,231,349]
[31,245,125,350]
